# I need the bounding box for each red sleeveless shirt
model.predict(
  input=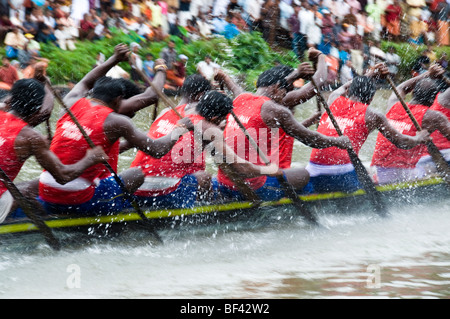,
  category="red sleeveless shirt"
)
[371,102,428,168]
[39,98,119,204]
[131,104,205,179]
[427,95,450,151]
[310,96,369,166]
[0,111,28,196]
[217,93,293,190]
